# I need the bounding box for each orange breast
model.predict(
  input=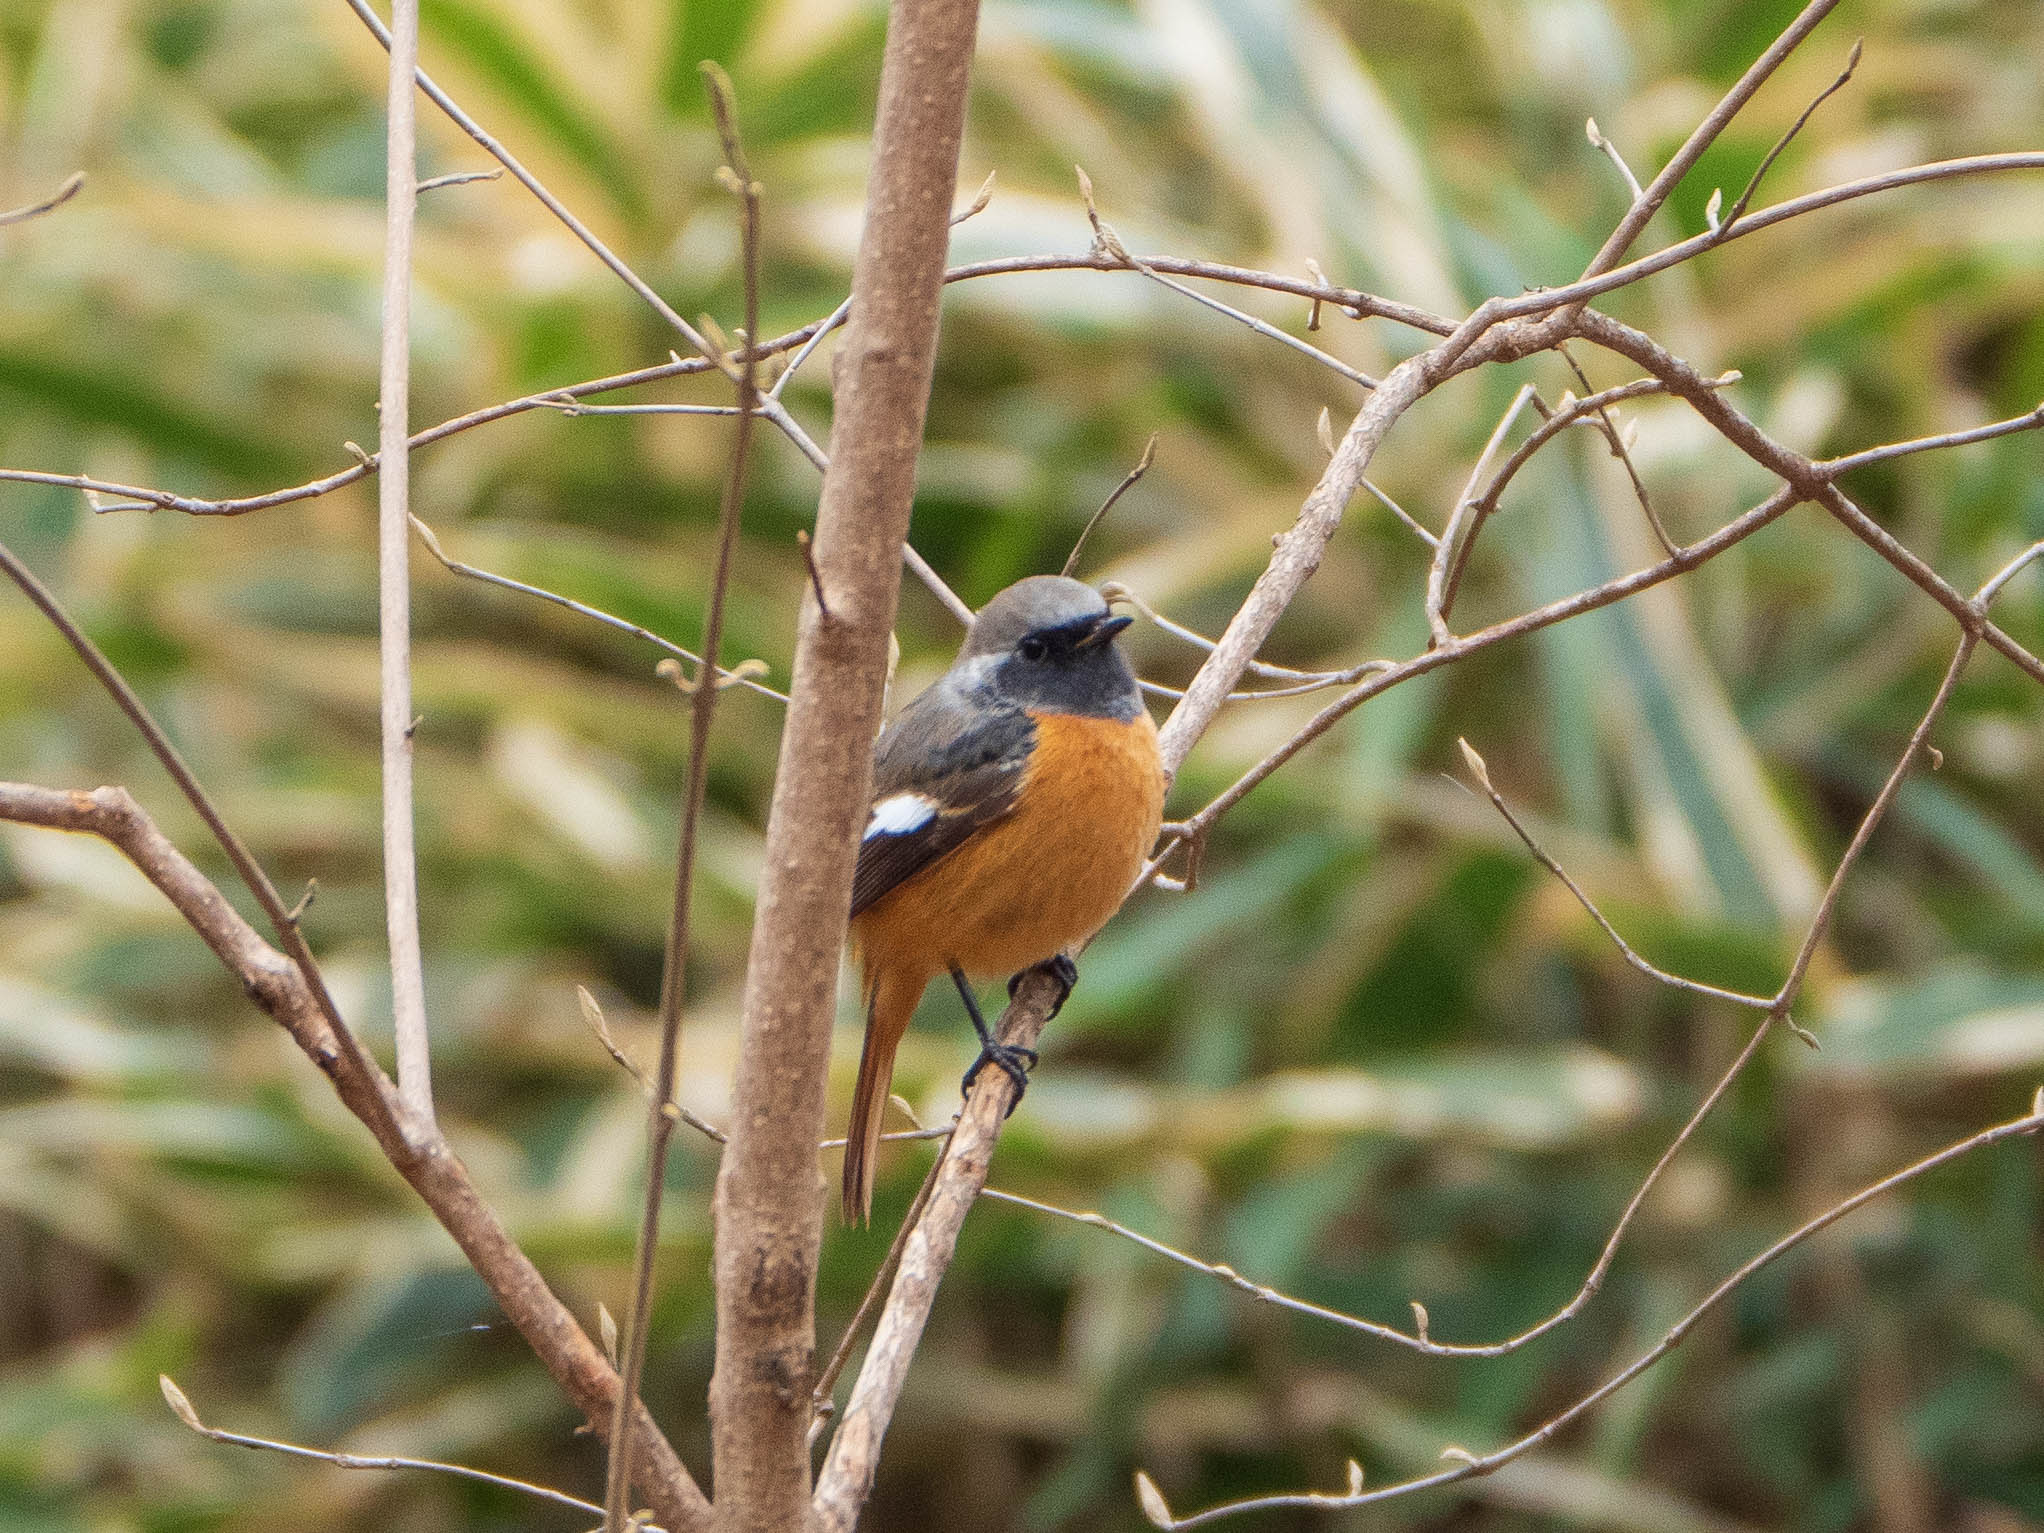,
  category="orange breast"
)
[852,708,1165,987]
